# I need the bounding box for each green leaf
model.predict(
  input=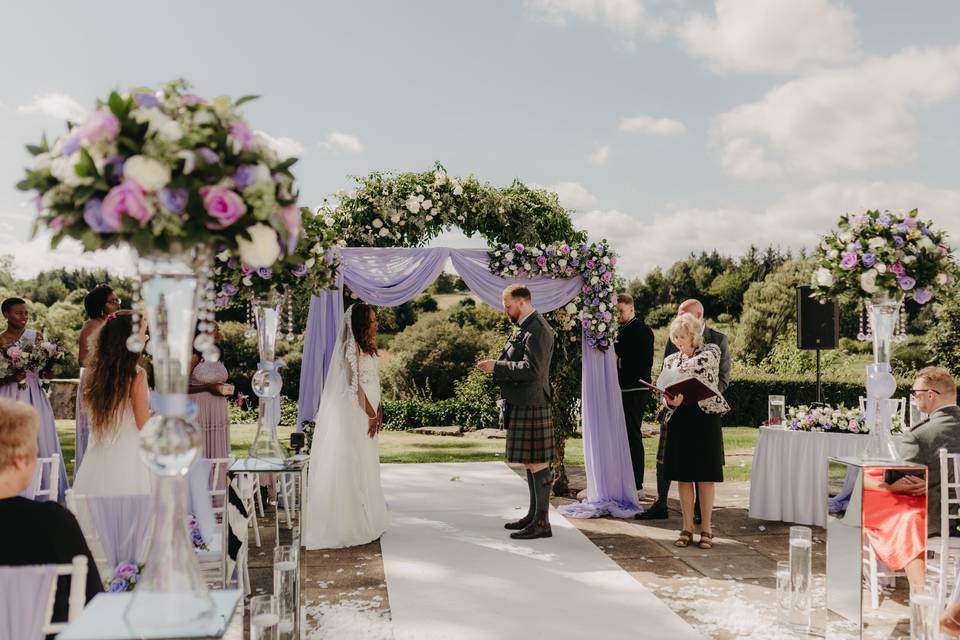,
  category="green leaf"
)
[15,179,32,191]
[75,148,97,178]
[234,94,261,107]
[107,91,128,120]
[26,144,45,156]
